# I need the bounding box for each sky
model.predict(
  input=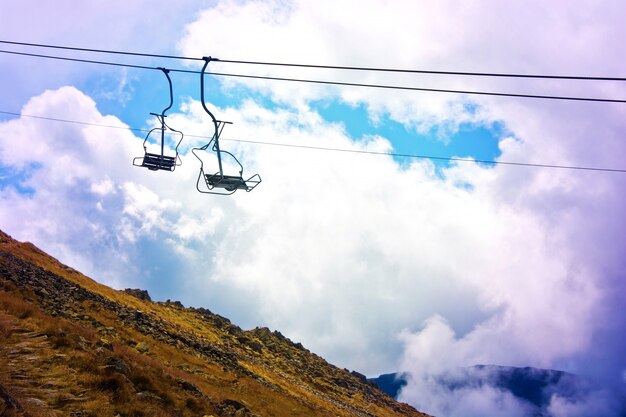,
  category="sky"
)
[1,1,626,416]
